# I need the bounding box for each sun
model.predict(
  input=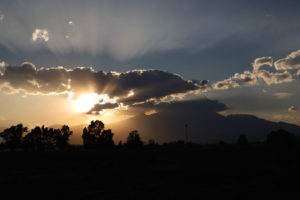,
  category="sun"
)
[71,93,100,113]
